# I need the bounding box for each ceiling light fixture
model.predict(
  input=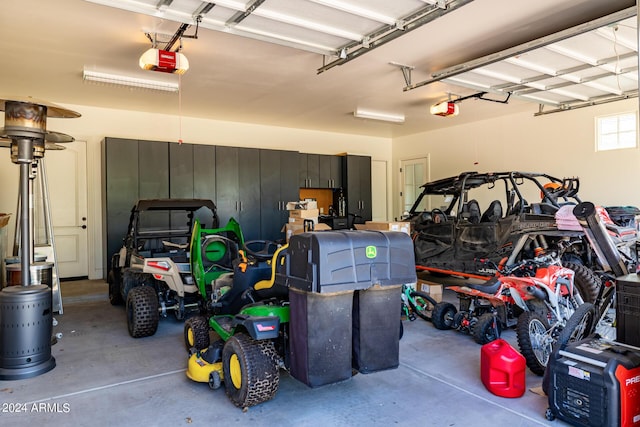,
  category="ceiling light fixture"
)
[430,101,459,117]
[82,69,180,92]
[354,108,404,123]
